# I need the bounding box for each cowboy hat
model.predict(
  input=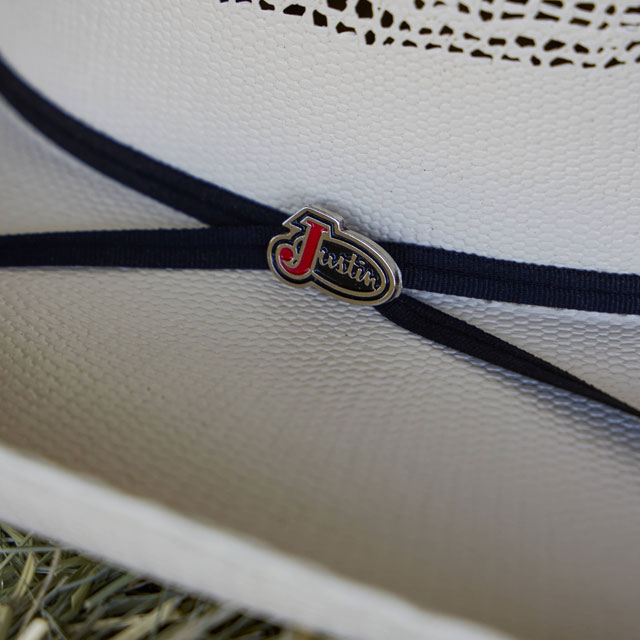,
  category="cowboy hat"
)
[1,2,639,638]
